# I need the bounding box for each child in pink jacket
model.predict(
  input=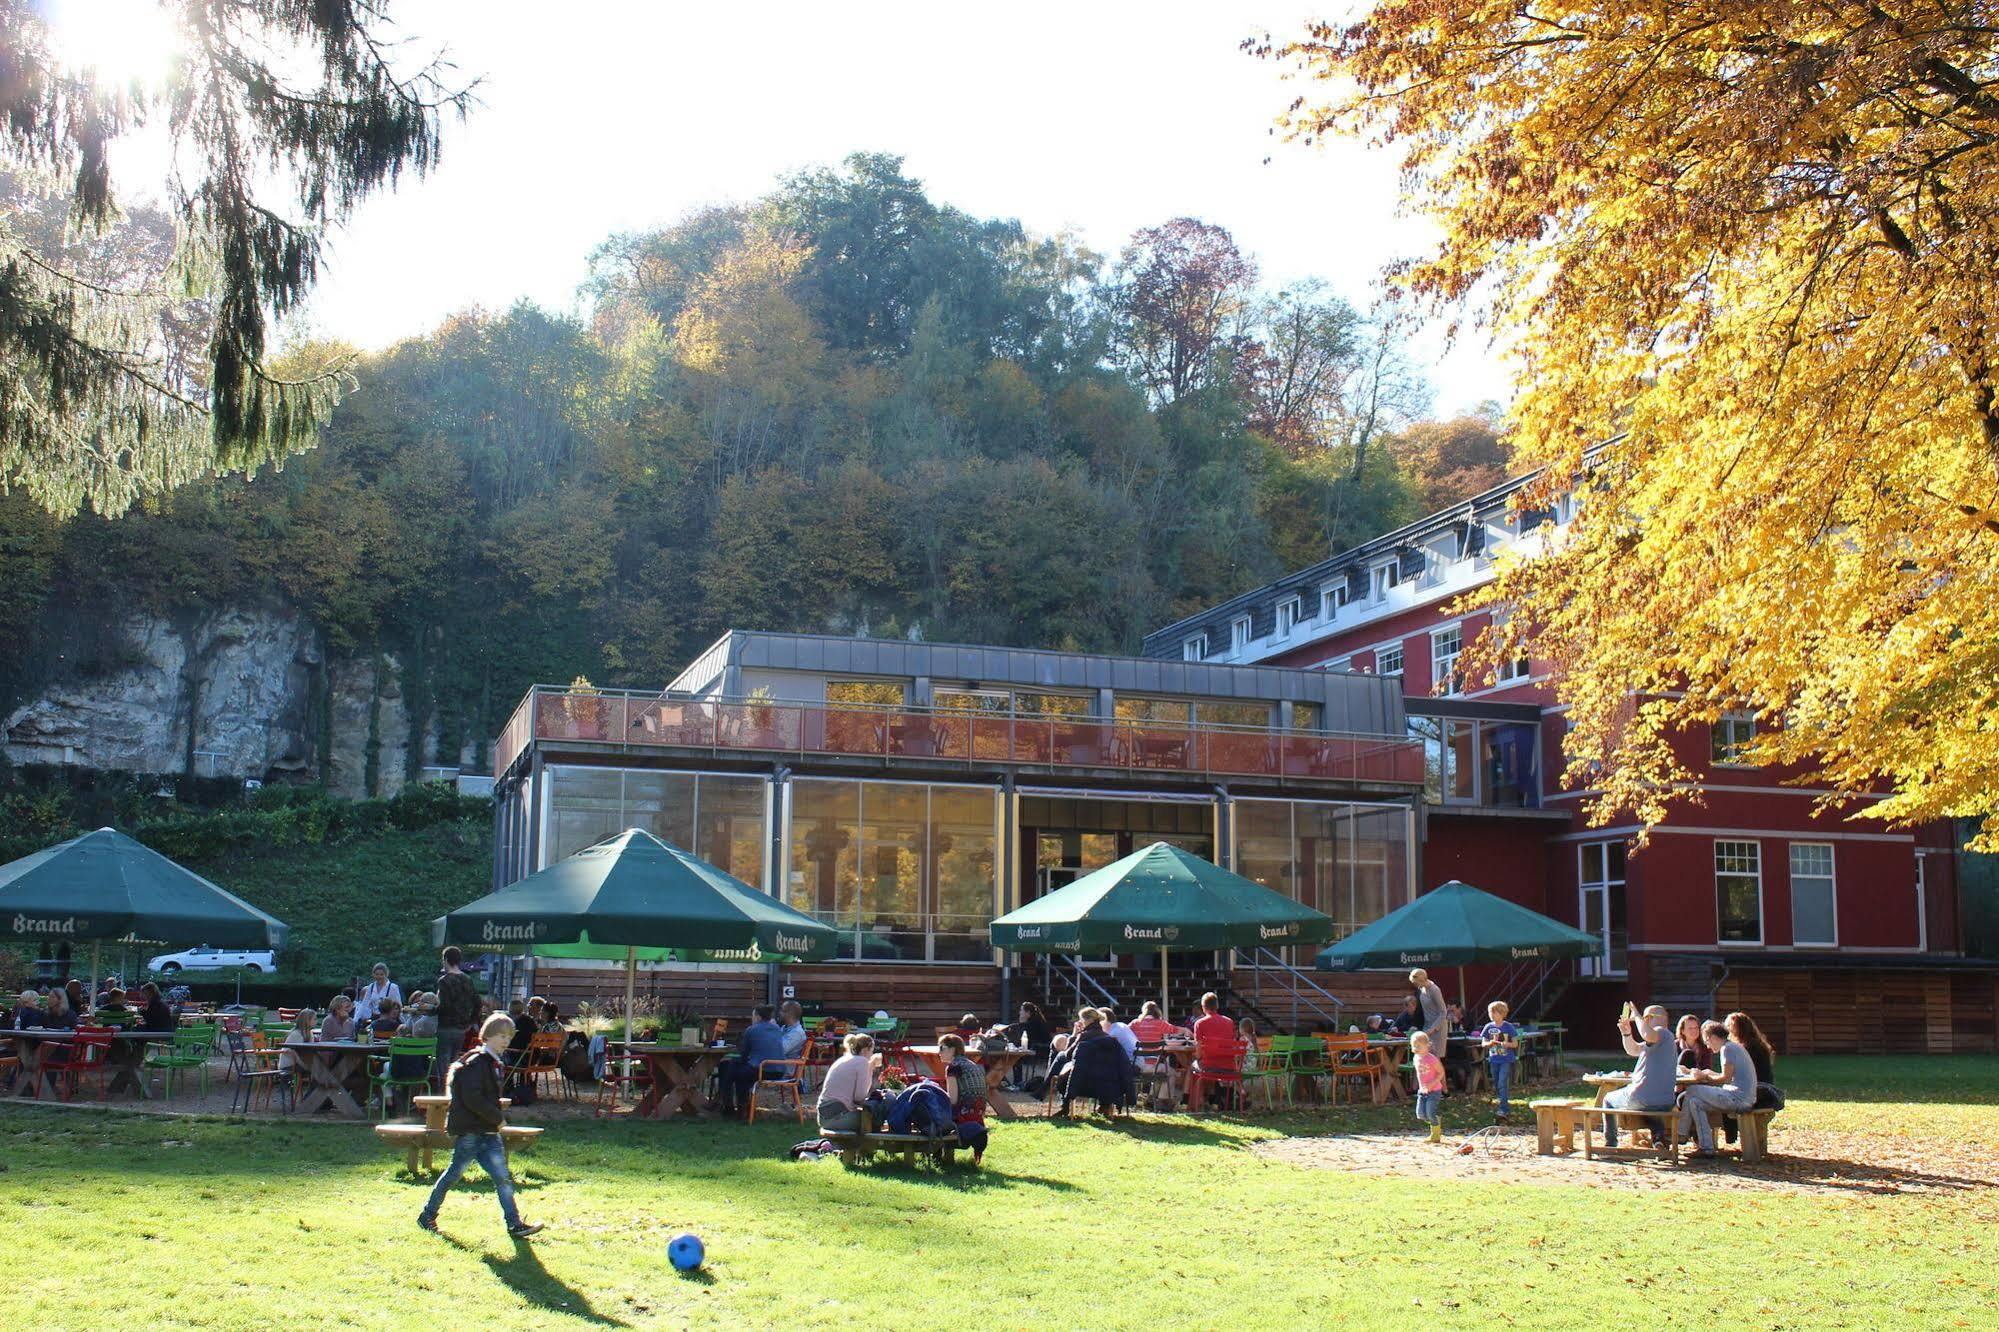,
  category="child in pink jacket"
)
[1411,1030,1446,1143]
